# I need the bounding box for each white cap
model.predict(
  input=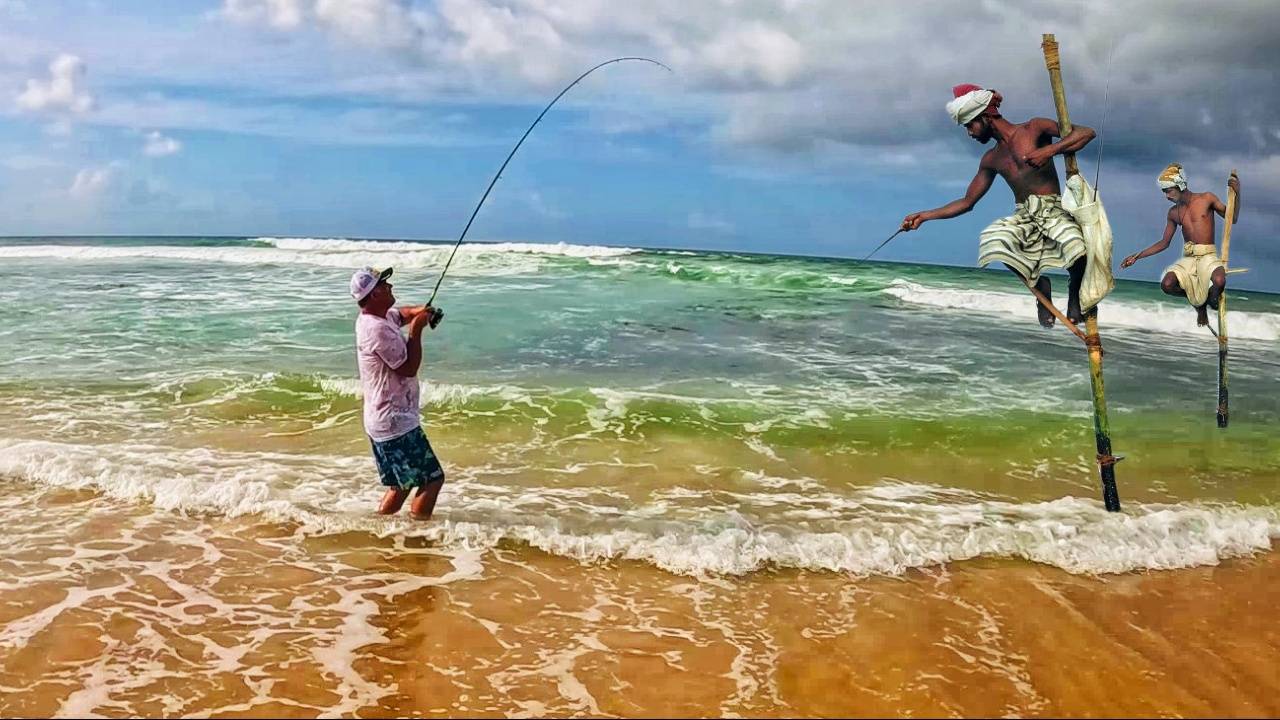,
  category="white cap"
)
[350,266,392,301]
